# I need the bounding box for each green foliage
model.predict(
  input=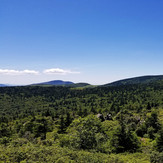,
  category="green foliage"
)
[0,81,163,162]
[155,127,163,152]
[136,111,161,139]
[58,116,66,134]
[150,151,163,163]
[111,122,140,153]
[18,116,53,140]
[147,127,155,139]
[0,137,11,146]
[145,111,161,133]
[0,143,150,163]
[60,115,105,150]
[0,123,10,138]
